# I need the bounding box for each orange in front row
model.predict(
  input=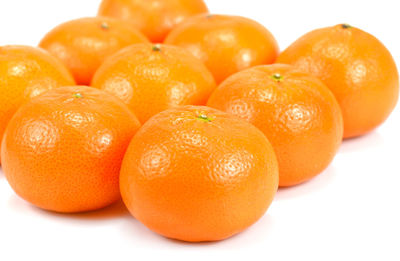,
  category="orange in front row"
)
[120,106,279,242]
[1,86,141,213]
